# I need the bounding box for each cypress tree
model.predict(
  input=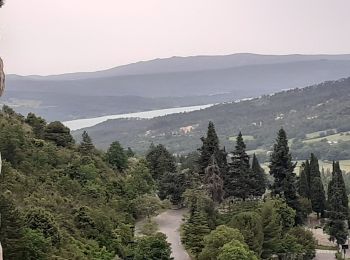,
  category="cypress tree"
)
[269,129,301,223]
[298,162,309,198]
[79,131,95,155]
[250,154,267,197]
[326,161,349,245]
[225,132,251,200]
[308,154,326,217]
